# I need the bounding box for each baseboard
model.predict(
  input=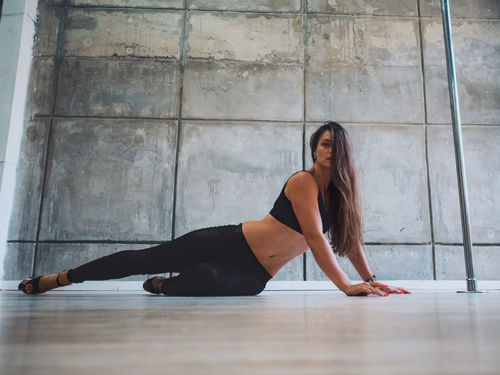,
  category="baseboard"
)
[2,280,499,292]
